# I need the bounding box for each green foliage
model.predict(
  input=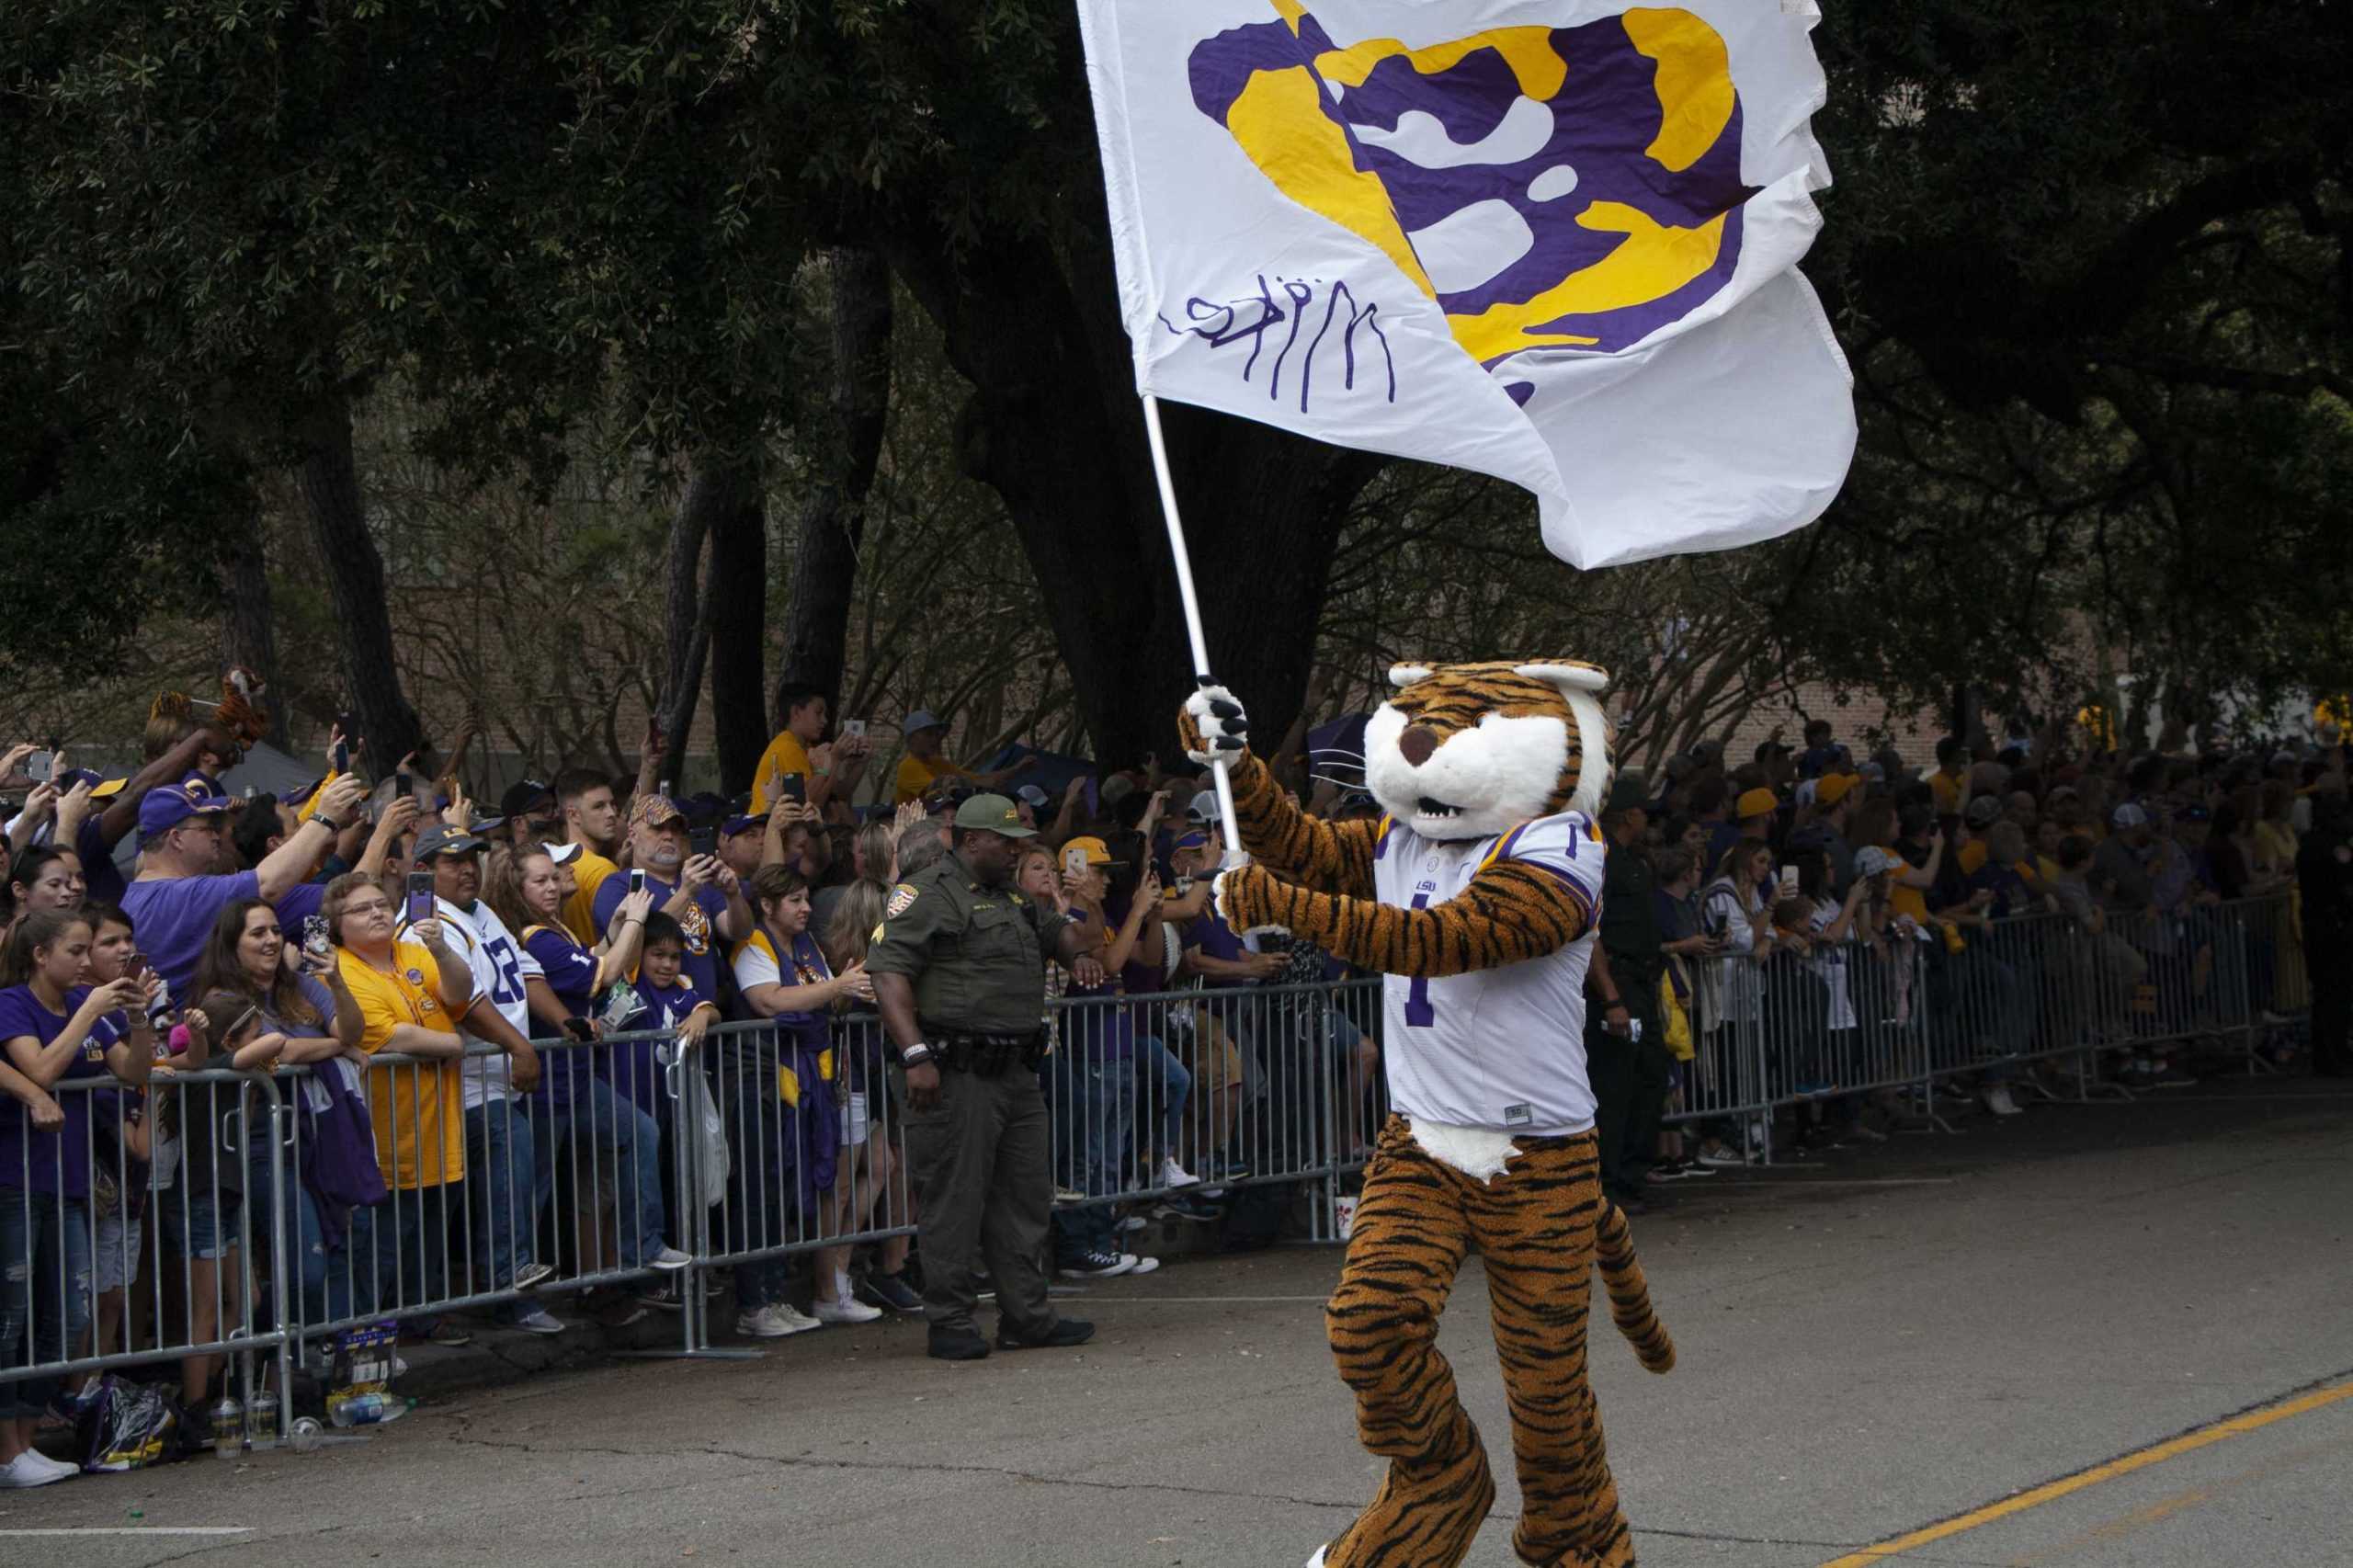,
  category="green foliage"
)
[3,0,2347,746]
